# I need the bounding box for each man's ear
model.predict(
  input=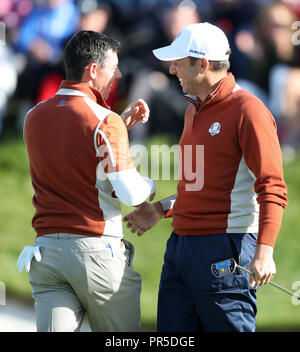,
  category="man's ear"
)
[86,62,98,80]
[199,58,209,73]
